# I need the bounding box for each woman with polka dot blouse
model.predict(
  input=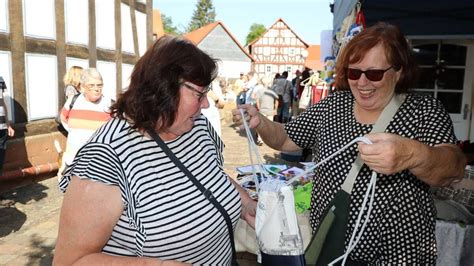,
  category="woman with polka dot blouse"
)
[233,22,466,264]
